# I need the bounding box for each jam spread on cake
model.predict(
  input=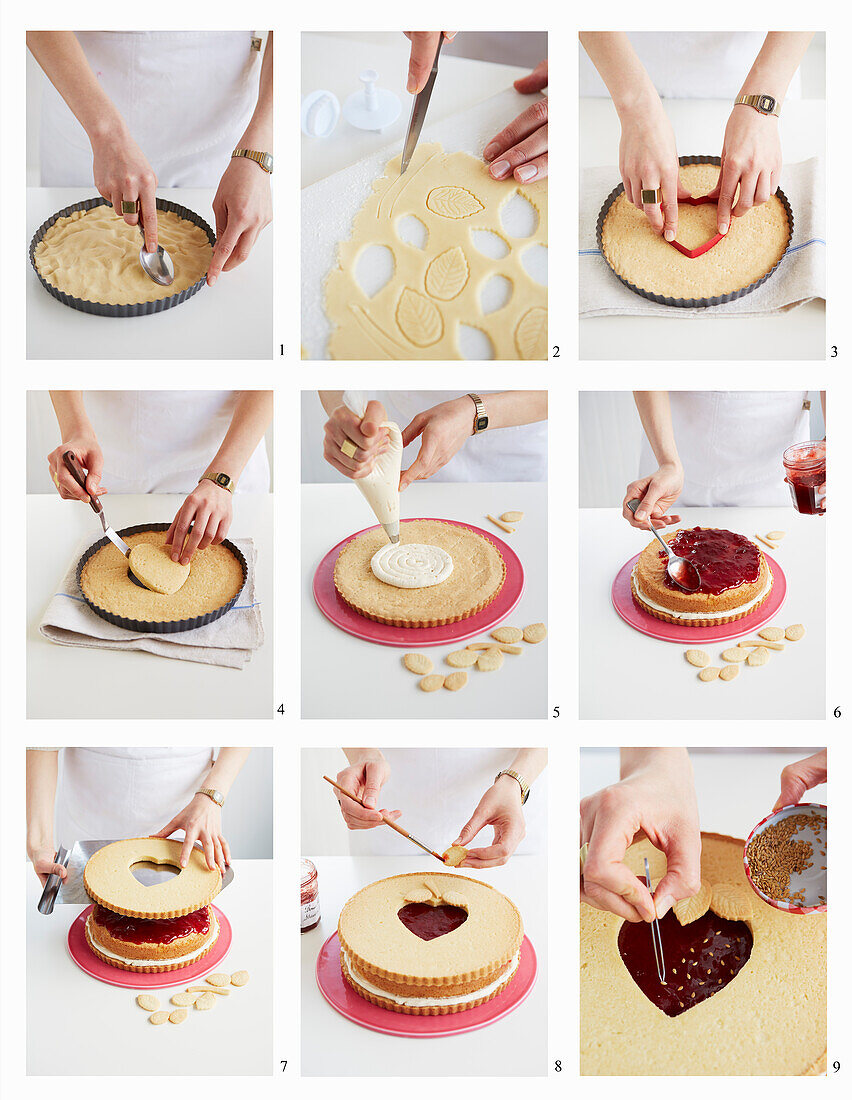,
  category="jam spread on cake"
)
[92,904,210,945]
[618,907,753,1018]
[397,902,469,941]
[660,528,760,595]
